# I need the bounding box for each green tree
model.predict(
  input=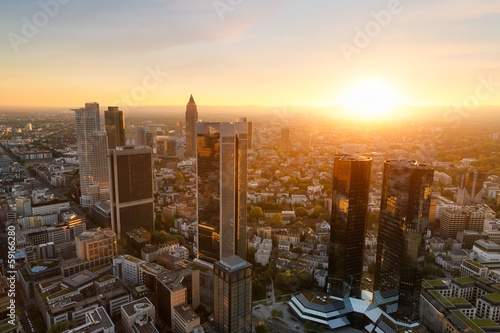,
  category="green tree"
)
[270,309,284,319]
[422,265,436,278]
[175,171,184,181]
[441,189,455,200]
[424,252,435,264]
[48,321,76,333]
[270,213,283,226]
[287,177,298,186]
[292,246,303,254]
[247,246,257,266]
[255,322,269,333]
[368,262,376,275]
[304,320,325,333]
[295,207,308,217]
[250,207,264,222]
[312,205,324,218]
